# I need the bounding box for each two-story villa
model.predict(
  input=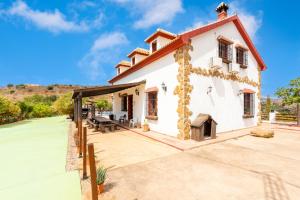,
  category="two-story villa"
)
[103,2,266,140]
